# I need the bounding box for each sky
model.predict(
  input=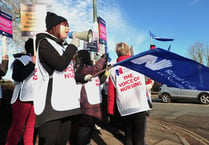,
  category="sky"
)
[1,0,209,80]
[44,0,209,59]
